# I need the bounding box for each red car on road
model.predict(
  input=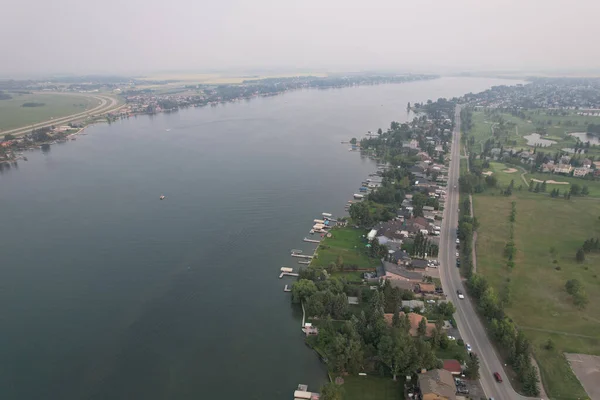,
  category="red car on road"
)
[493,372,503,383]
